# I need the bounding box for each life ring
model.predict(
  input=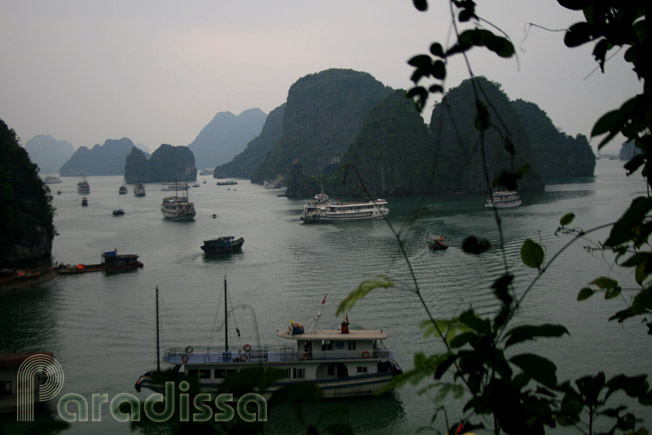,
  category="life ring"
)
[185,345,194,354]
[362,351,370,359]
[181,353,190,363]
[243,344,252,352]
[301,352,310,360]
[240,354,248,362]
